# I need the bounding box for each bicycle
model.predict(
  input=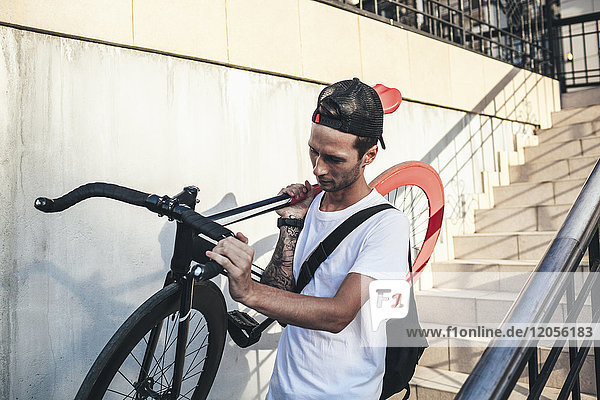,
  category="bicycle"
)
[34,161,444,400]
